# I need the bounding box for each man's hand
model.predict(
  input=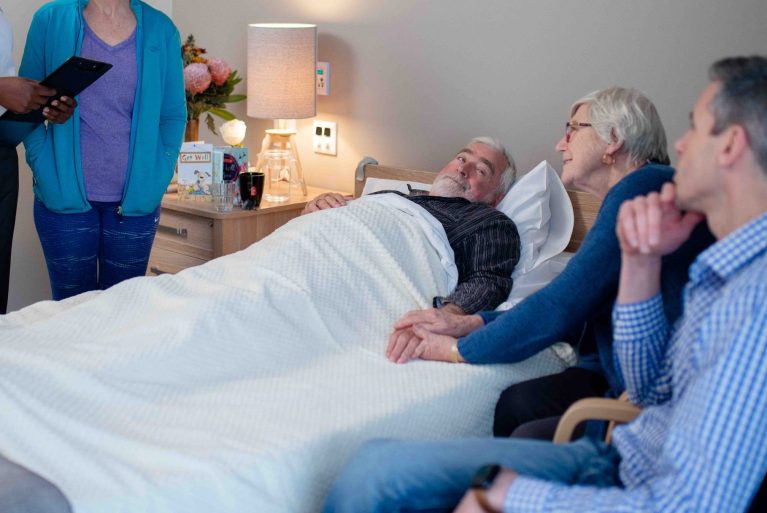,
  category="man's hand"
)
[42,96,77,124]
[301,192,353,215]
[616,182,704,305]
[616,182,704,258]
[454,469,518,513]
[0,77,56,113]
[394,307,483,338]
